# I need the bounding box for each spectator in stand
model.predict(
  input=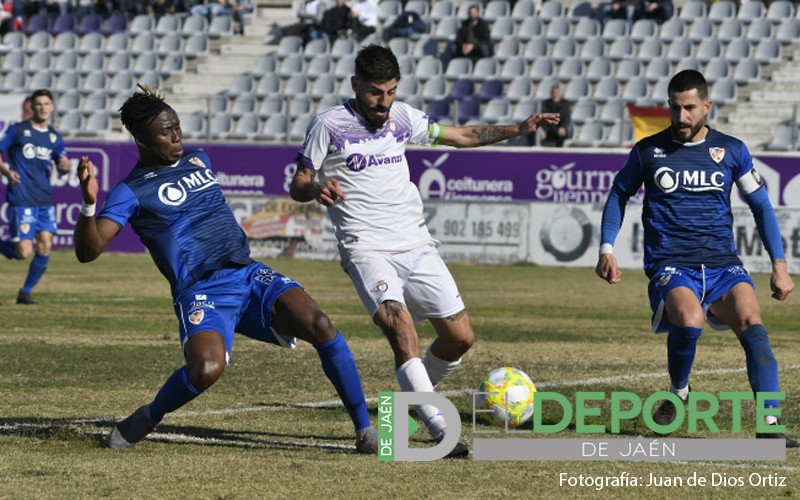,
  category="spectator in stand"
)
[441,5,492,65]
[639,0,674,24]
[595,0,642,28]
[74,0,113,17]
[274,0,324,44]
[190,0,231,20]
[382,9,427,41]
[349,0,379,41]
[535,85,572,147]
[230,0,253,35]
[21,96,32,122]
[318,0,350,42]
